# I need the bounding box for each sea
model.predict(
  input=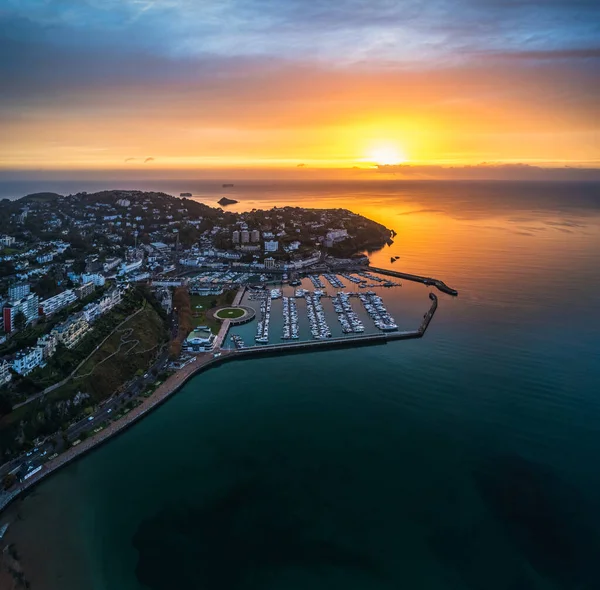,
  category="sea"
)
[2,179,600,590]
